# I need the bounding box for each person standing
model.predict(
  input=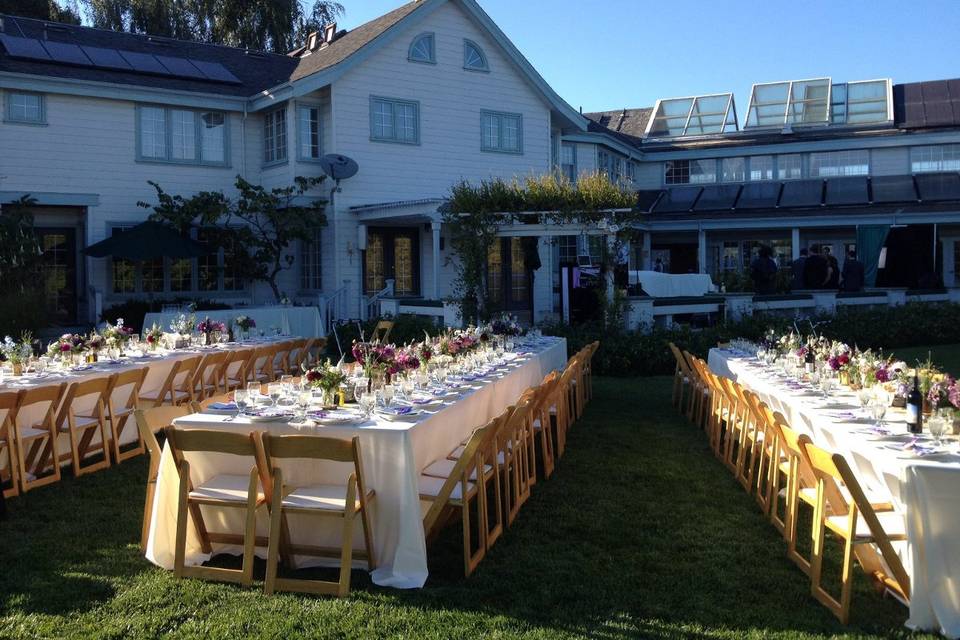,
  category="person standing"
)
[841,249,865,292]
[824,246,840,289]
[750,245,778,294]
[791,248,808,290]
[653,257,664,273]
[804,246,829,289]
